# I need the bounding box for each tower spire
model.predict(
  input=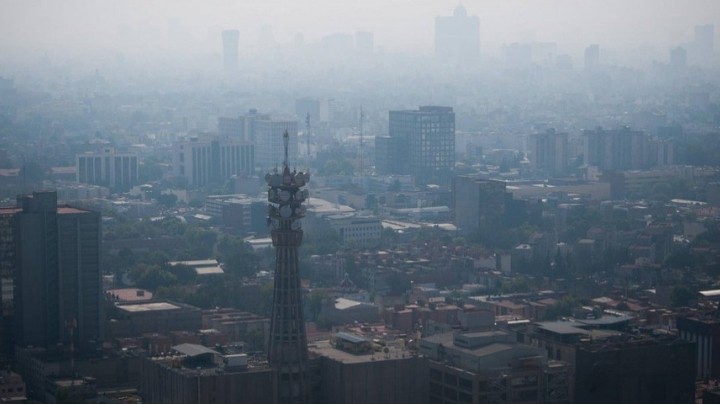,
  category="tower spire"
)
[283,129,289,168]
[266,130,311,403]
